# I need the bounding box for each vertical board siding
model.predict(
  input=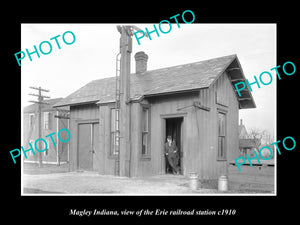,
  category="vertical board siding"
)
[136,74,239,179]
[69,104,99,171]
[209,71,239,179]
[68,70,239,180]
[146,92,199,177]
[71,104,99,121]
[103,104,116,175]
[98,104,120,175]
[98,105,106,174]
[198,87,215,179]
